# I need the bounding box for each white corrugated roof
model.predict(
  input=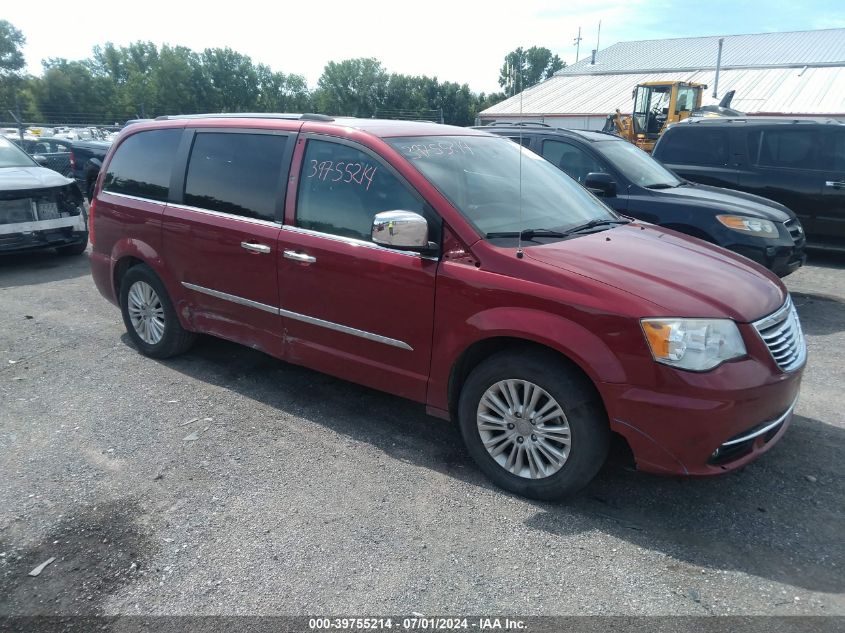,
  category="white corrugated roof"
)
[480,66,845,117]
[558,28,845,75]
